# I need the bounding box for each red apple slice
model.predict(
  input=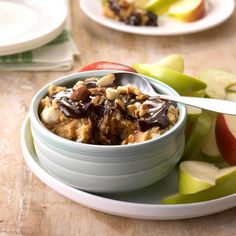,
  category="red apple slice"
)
[168,0,205,22]
[78,61,137,73]
[215,113,236,165]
